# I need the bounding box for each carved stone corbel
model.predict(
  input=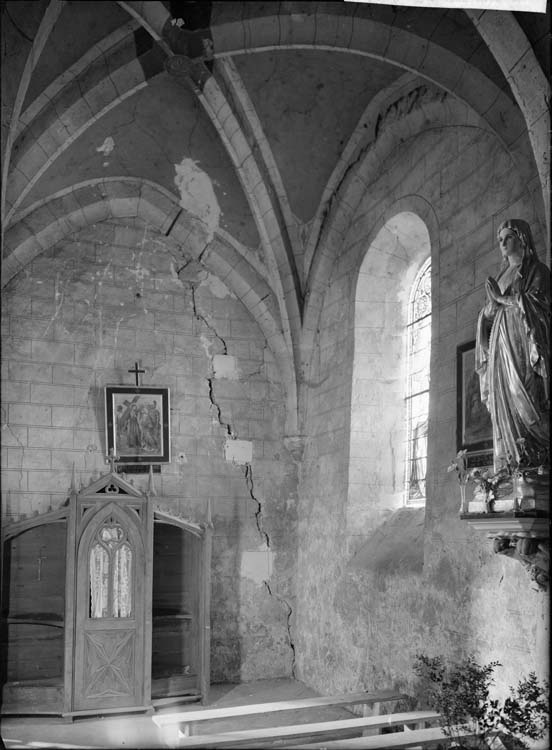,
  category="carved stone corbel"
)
[493,536,550,590]
[462,513,550,590]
